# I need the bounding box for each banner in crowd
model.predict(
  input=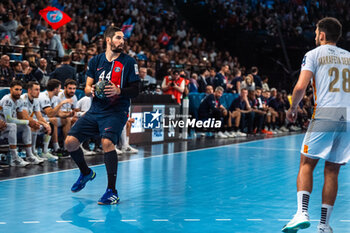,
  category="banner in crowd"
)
[121,18,135,38]
[39,6,71,30]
